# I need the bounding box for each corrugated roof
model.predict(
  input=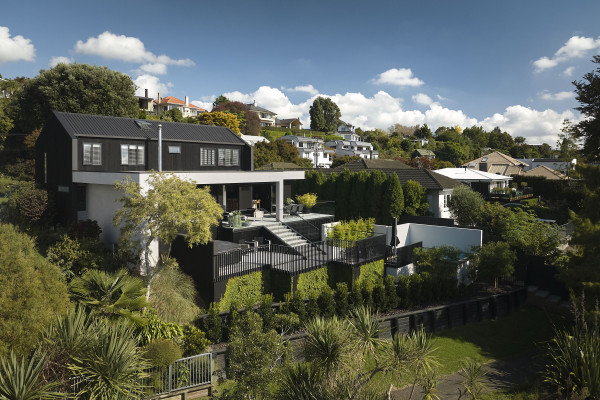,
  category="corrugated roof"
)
[52,111,246,145]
